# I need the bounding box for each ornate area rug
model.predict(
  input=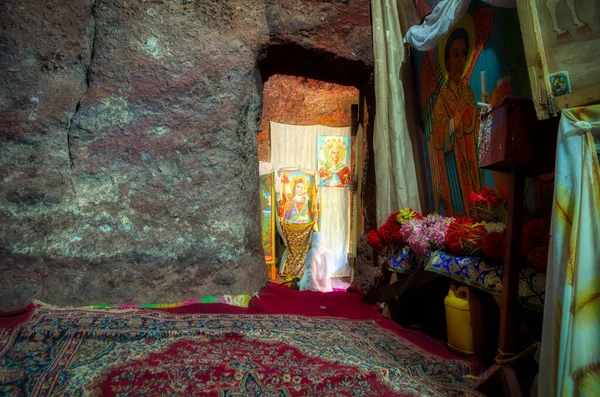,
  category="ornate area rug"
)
[0,302,480,396]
